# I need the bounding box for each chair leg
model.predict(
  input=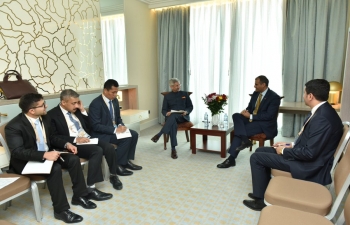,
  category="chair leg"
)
[259,140,265,147]
[270,139,274,146]
[185,130,189,142]
[163,134,167,150]
[31,181,43,222]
